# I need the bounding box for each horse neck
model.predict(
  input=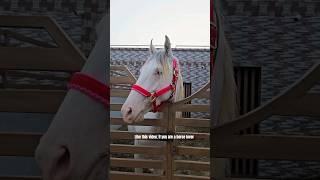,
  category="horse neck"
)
[144,112,161,119]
